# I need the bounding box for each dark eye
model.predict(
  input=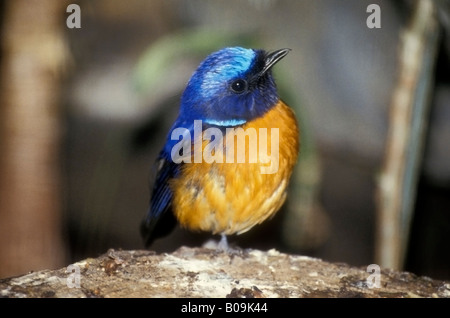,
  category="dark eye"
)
[230,79,248,94]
